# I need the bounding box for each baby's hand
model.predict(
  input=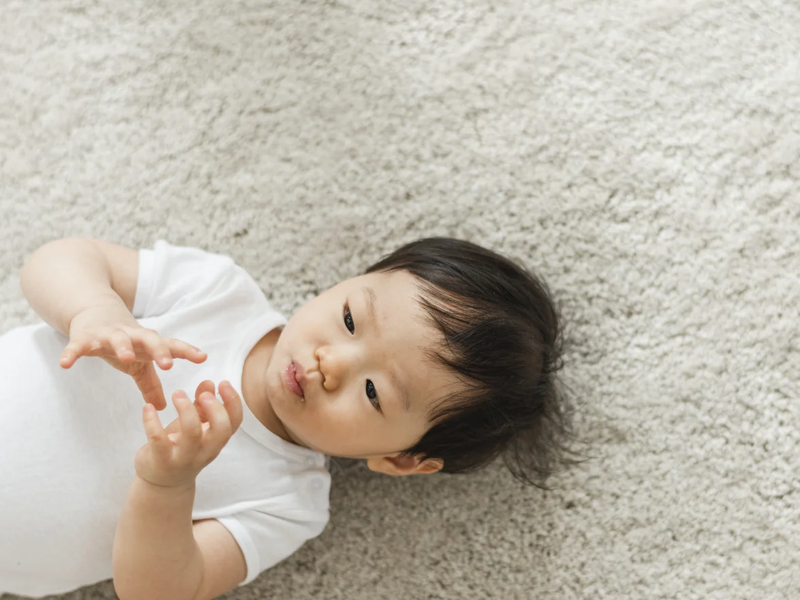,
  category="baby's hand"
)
[60,304,207,409]
[134,380,243,488]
